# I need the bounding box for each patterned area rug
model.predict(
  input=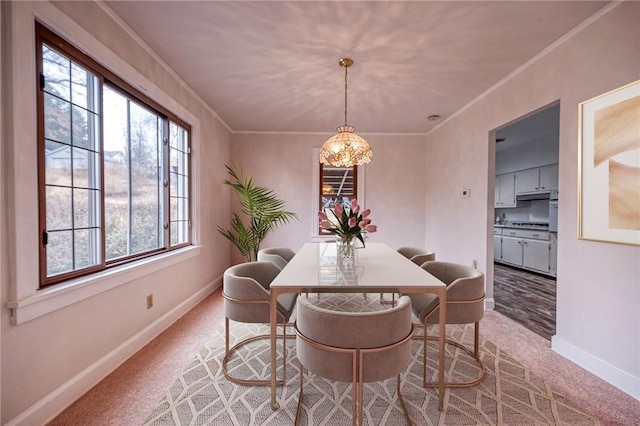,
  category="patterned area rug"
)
[144,294,600,425]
